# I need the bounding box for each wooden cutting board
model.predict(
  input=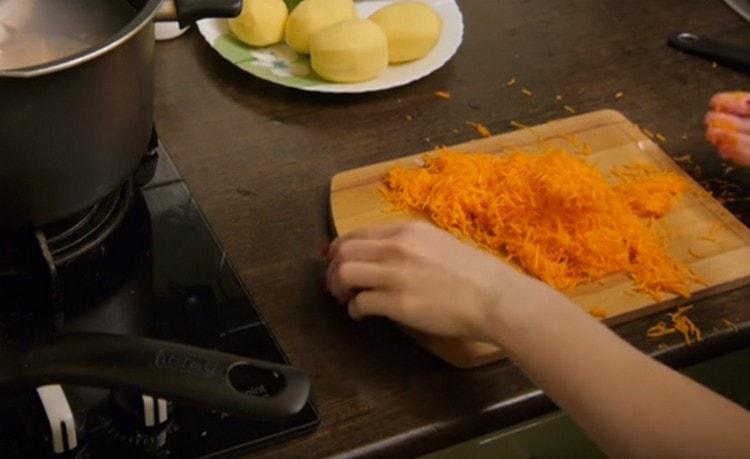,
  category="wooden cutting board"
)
[329,110,750,368]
